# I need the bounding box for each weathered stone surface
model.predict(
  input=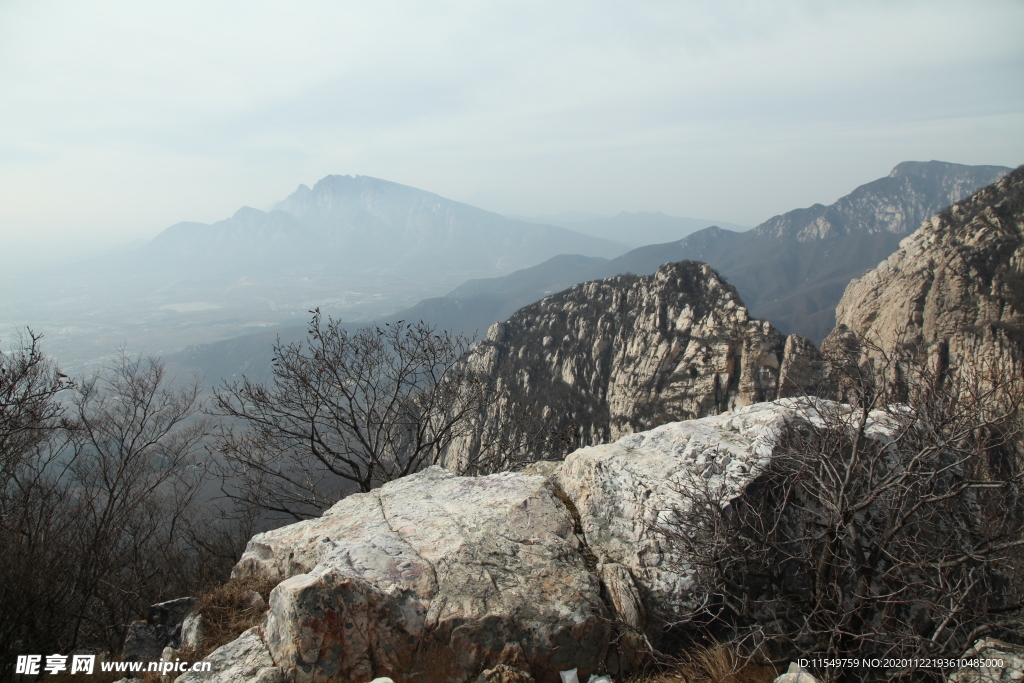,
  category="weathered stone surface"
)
[777,334,827,397]
[448,261,819,468]
[947,638,1024,682]
[597,563,646,669]
[151,598,197,636]
[832,165,1024,379]
[122,620,164,663]
[175,627,281,683]
[549,400,815,625]
[241,590,267,611]
[180,612,204,651]
[123,597,197,663]
[235,468,610,683]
